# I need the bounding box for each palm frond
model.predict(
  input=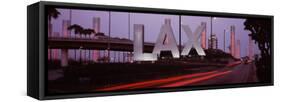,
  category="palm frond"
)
[68,24,95,35]
[48,8,61,20]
